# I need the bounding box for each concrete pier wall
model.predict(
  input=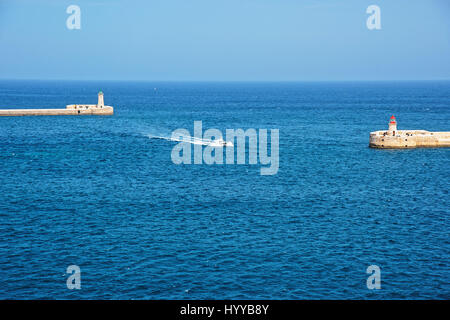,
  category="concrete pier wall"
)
[0,92,113,116]
[369,116,449,149]
[0,106,113,116]
[369,130,450,149]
